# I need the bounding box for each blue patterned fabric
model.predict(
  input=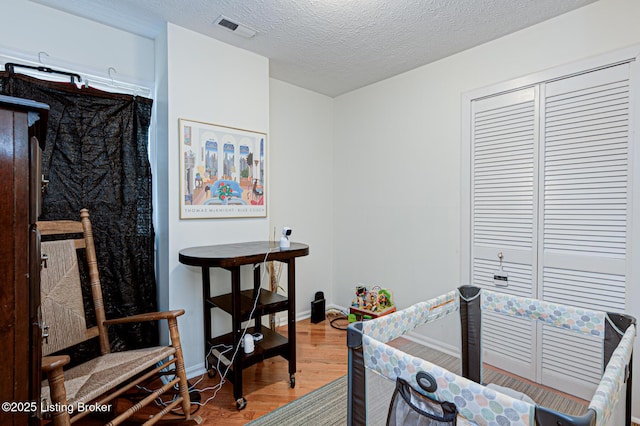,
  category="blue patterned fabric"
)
[361,290,458,342]
[363,335,535,425]
[588,324,635,425]
[481,289,606,338]
[356,288,633,426]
